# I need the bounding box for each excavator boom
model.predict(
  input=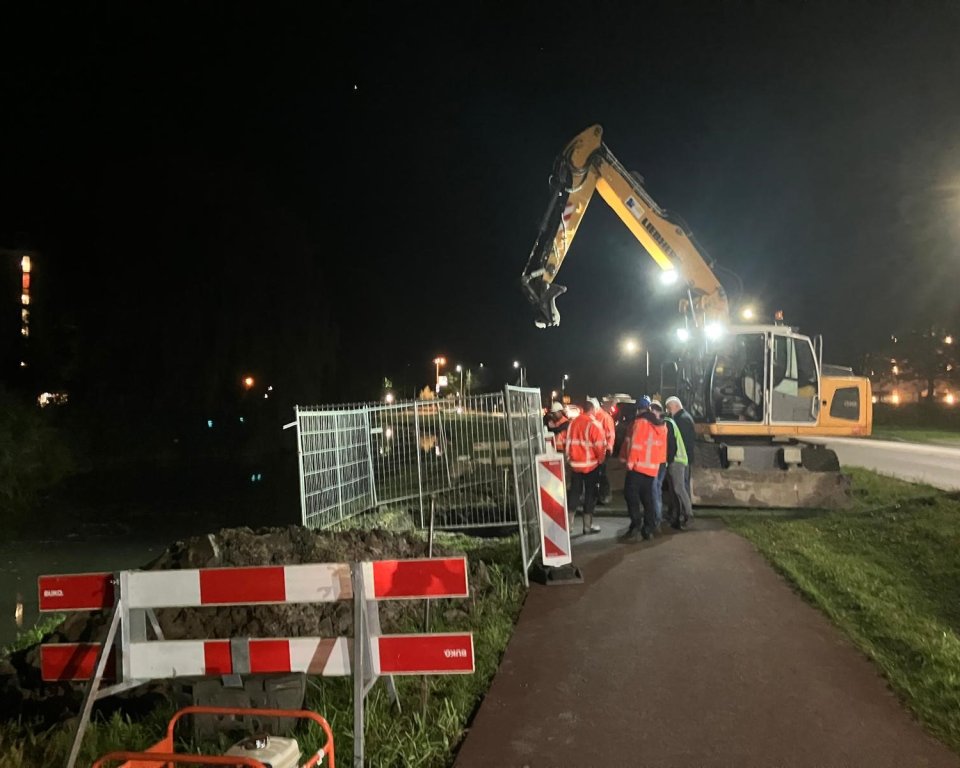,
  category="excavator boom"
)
[521,124,729,328]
